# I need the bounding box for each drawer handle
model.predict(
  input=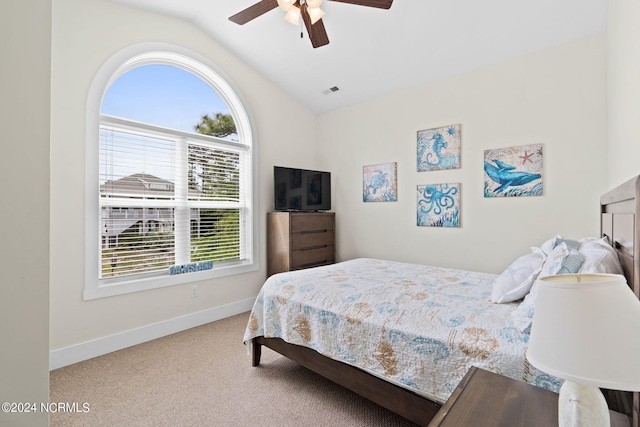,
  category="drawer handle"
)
[299,245,328,251]
[299,229,328,234]
[299,259,333,268]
